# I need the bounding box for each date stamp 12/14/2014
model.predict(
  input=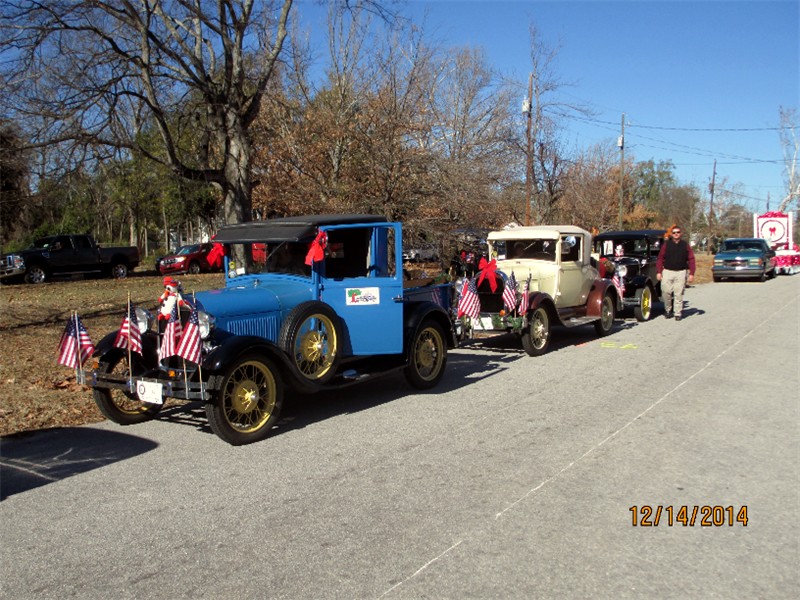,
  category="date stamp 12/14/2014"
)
[630,505,748,527]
